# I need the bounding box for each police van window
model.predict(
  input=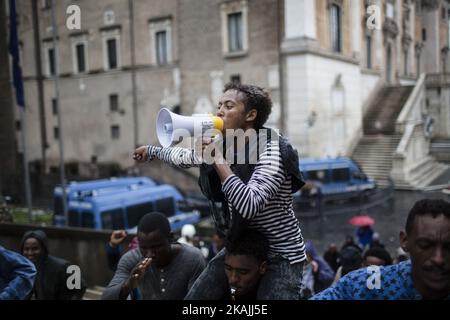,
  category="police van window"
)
[154,197,175,217]
[81,211,95,228]
[308,169,329,183]
[352,171,366,180]
[332,168,350,182]
[68,210,79,227]
[101,209,125,230]
[54,196,63,216]
[127,202,154,229]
